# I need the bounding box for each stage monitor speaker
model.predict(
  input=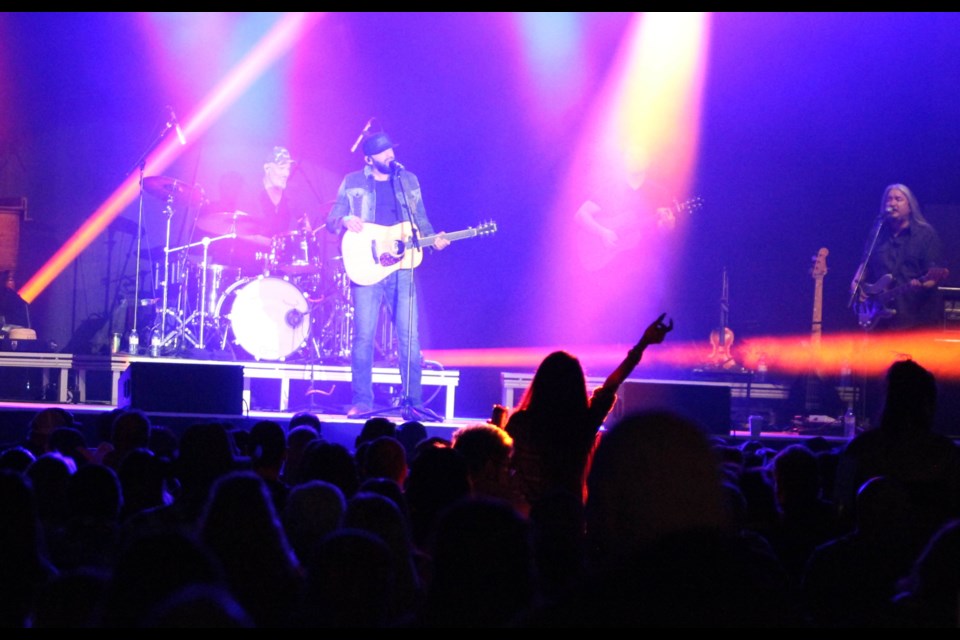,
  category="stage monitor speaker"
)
[616,381,732,435]
[118,362,244,415]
